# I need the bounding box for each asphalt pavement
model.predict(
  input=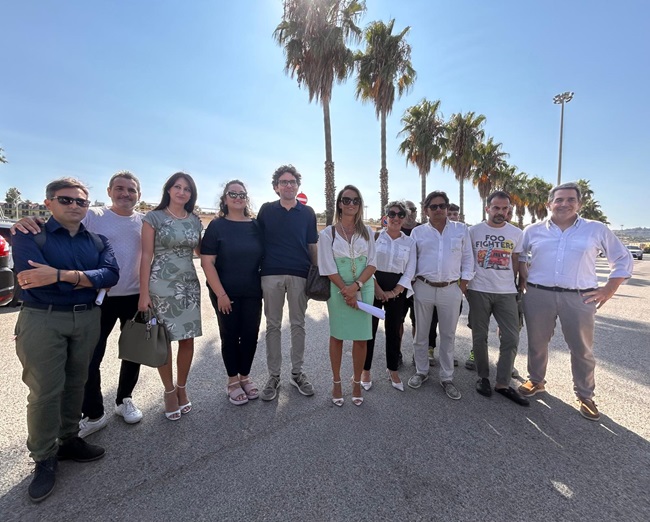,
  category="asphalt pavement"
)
[0,258,648,521]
